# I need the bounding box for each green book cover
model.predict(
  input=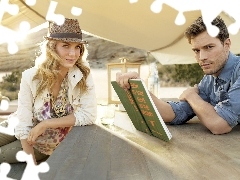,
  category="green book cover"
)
[111,79,172,142]
[111,81,152,135]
